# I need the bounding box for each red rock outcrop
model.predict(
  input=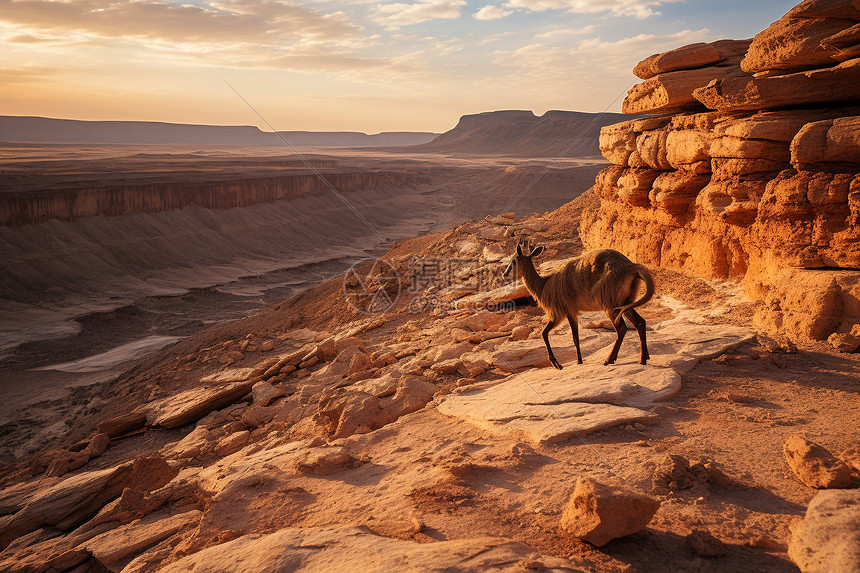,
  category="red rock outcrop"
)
[582,0,860,344]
